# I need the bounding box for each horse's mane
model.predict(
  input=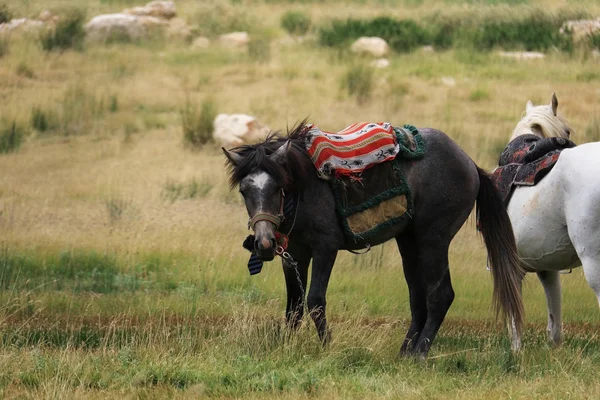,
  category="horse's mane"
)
[510,104,572,141]
[224,119,315,190]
